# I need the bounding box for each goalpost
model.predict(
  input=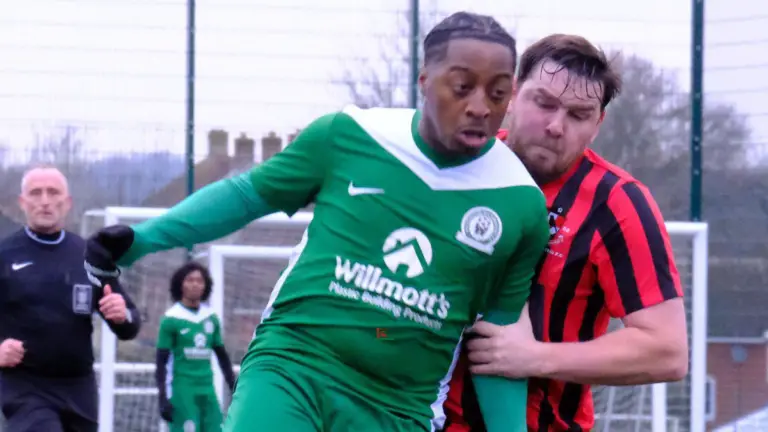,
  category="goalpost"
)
[83,207,707,432]
[83,206,313,432]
